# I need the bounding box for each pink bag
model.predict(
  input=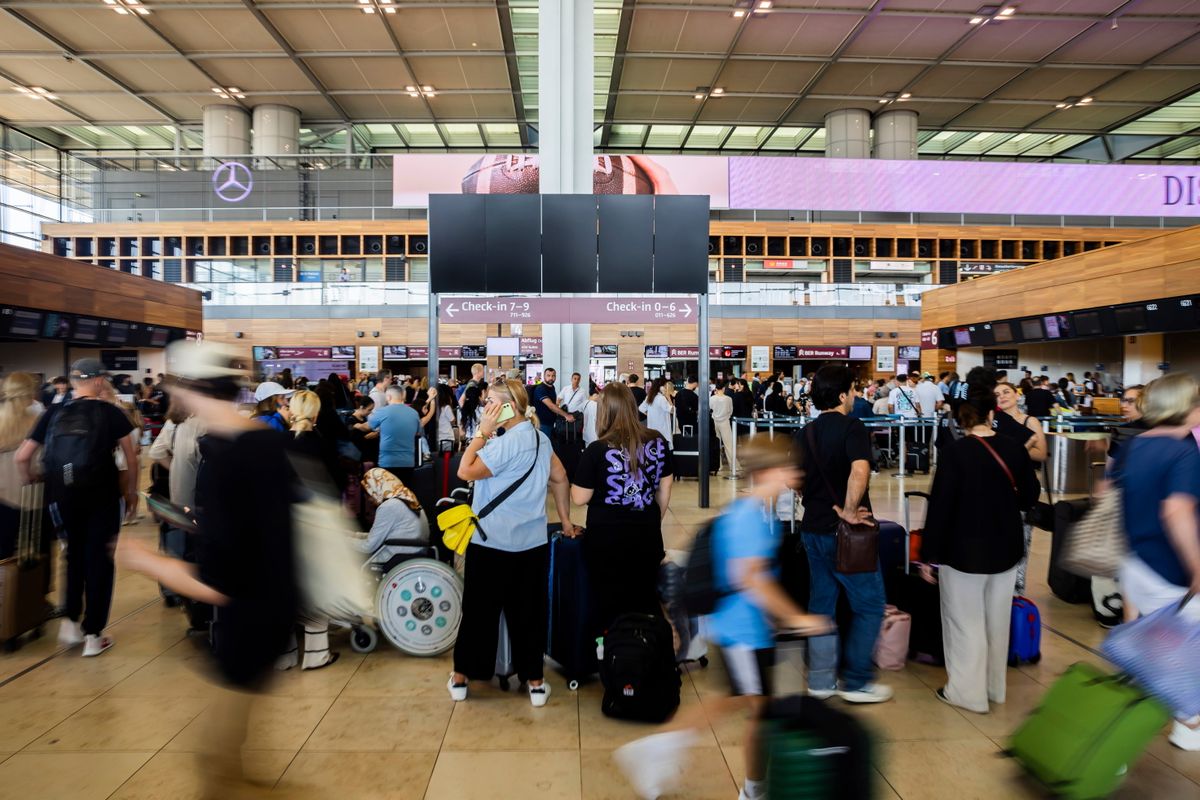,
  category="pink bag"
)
[874,604,911,671]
